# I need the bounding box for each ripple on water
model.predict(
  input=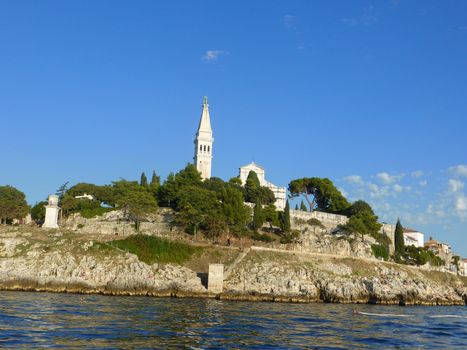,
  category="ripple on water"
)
[0,291,466,349]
